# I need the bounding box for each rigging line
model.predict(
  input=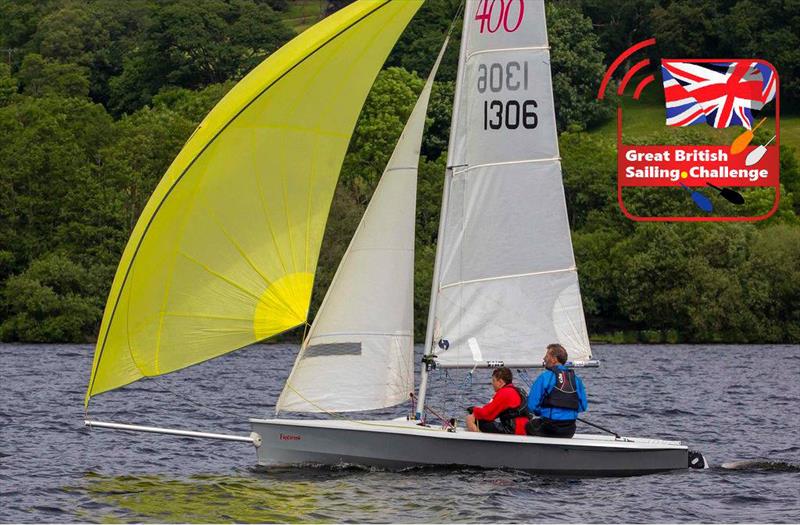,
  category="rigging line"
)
[271,321,314,412]
[393,334,414,402]
[87,1,395,402]
[272,319,313,410]
[446,1,465,39]
[300,319,310,352]
[441,368,458,421]
[391,336,414,404]
[280,382,348,420]
[153,377,250,420]
[410,393,453,429]
[307,330,412,339]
